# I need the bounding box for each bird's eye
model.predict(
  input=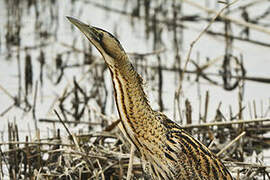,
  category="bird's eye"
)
[98,33,103,41]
